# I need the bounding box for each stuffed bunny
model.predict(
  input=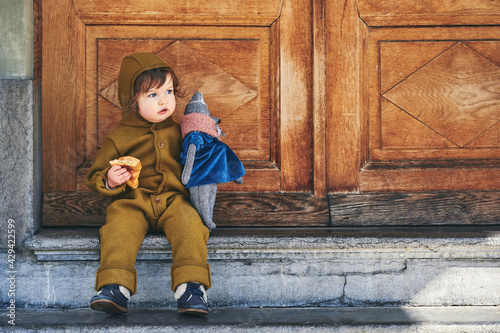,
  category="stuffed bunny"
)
[180,92,245,231]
